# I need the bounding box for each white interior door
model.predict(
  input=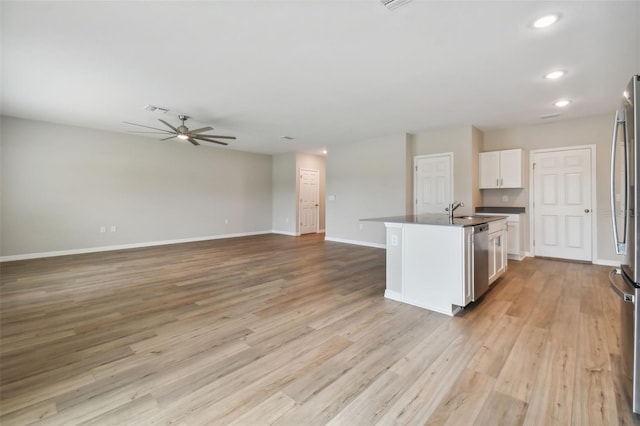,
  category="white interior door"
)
[533,148,593,261]
[415,154,452,215]
[299,168,319,234]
